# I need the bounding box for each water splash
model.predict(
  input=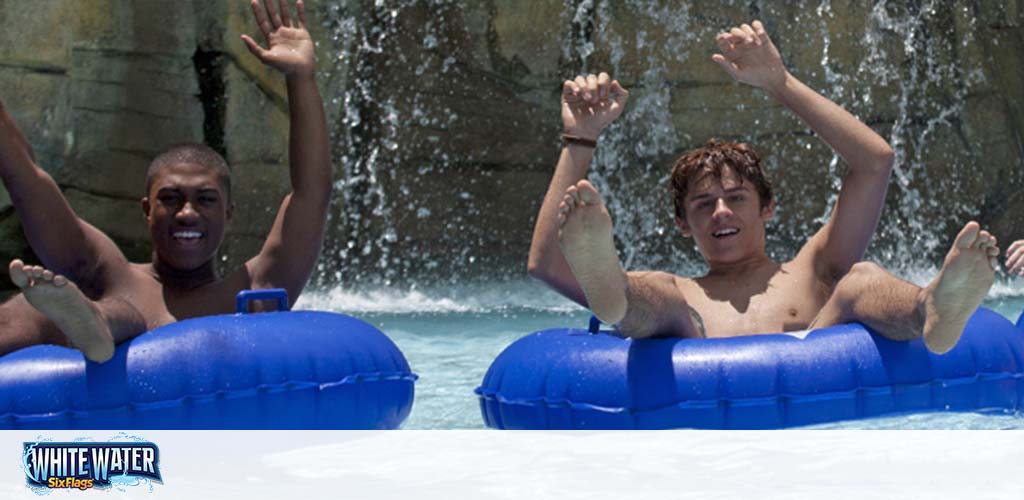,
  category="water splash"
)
[310,0,1010,291]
